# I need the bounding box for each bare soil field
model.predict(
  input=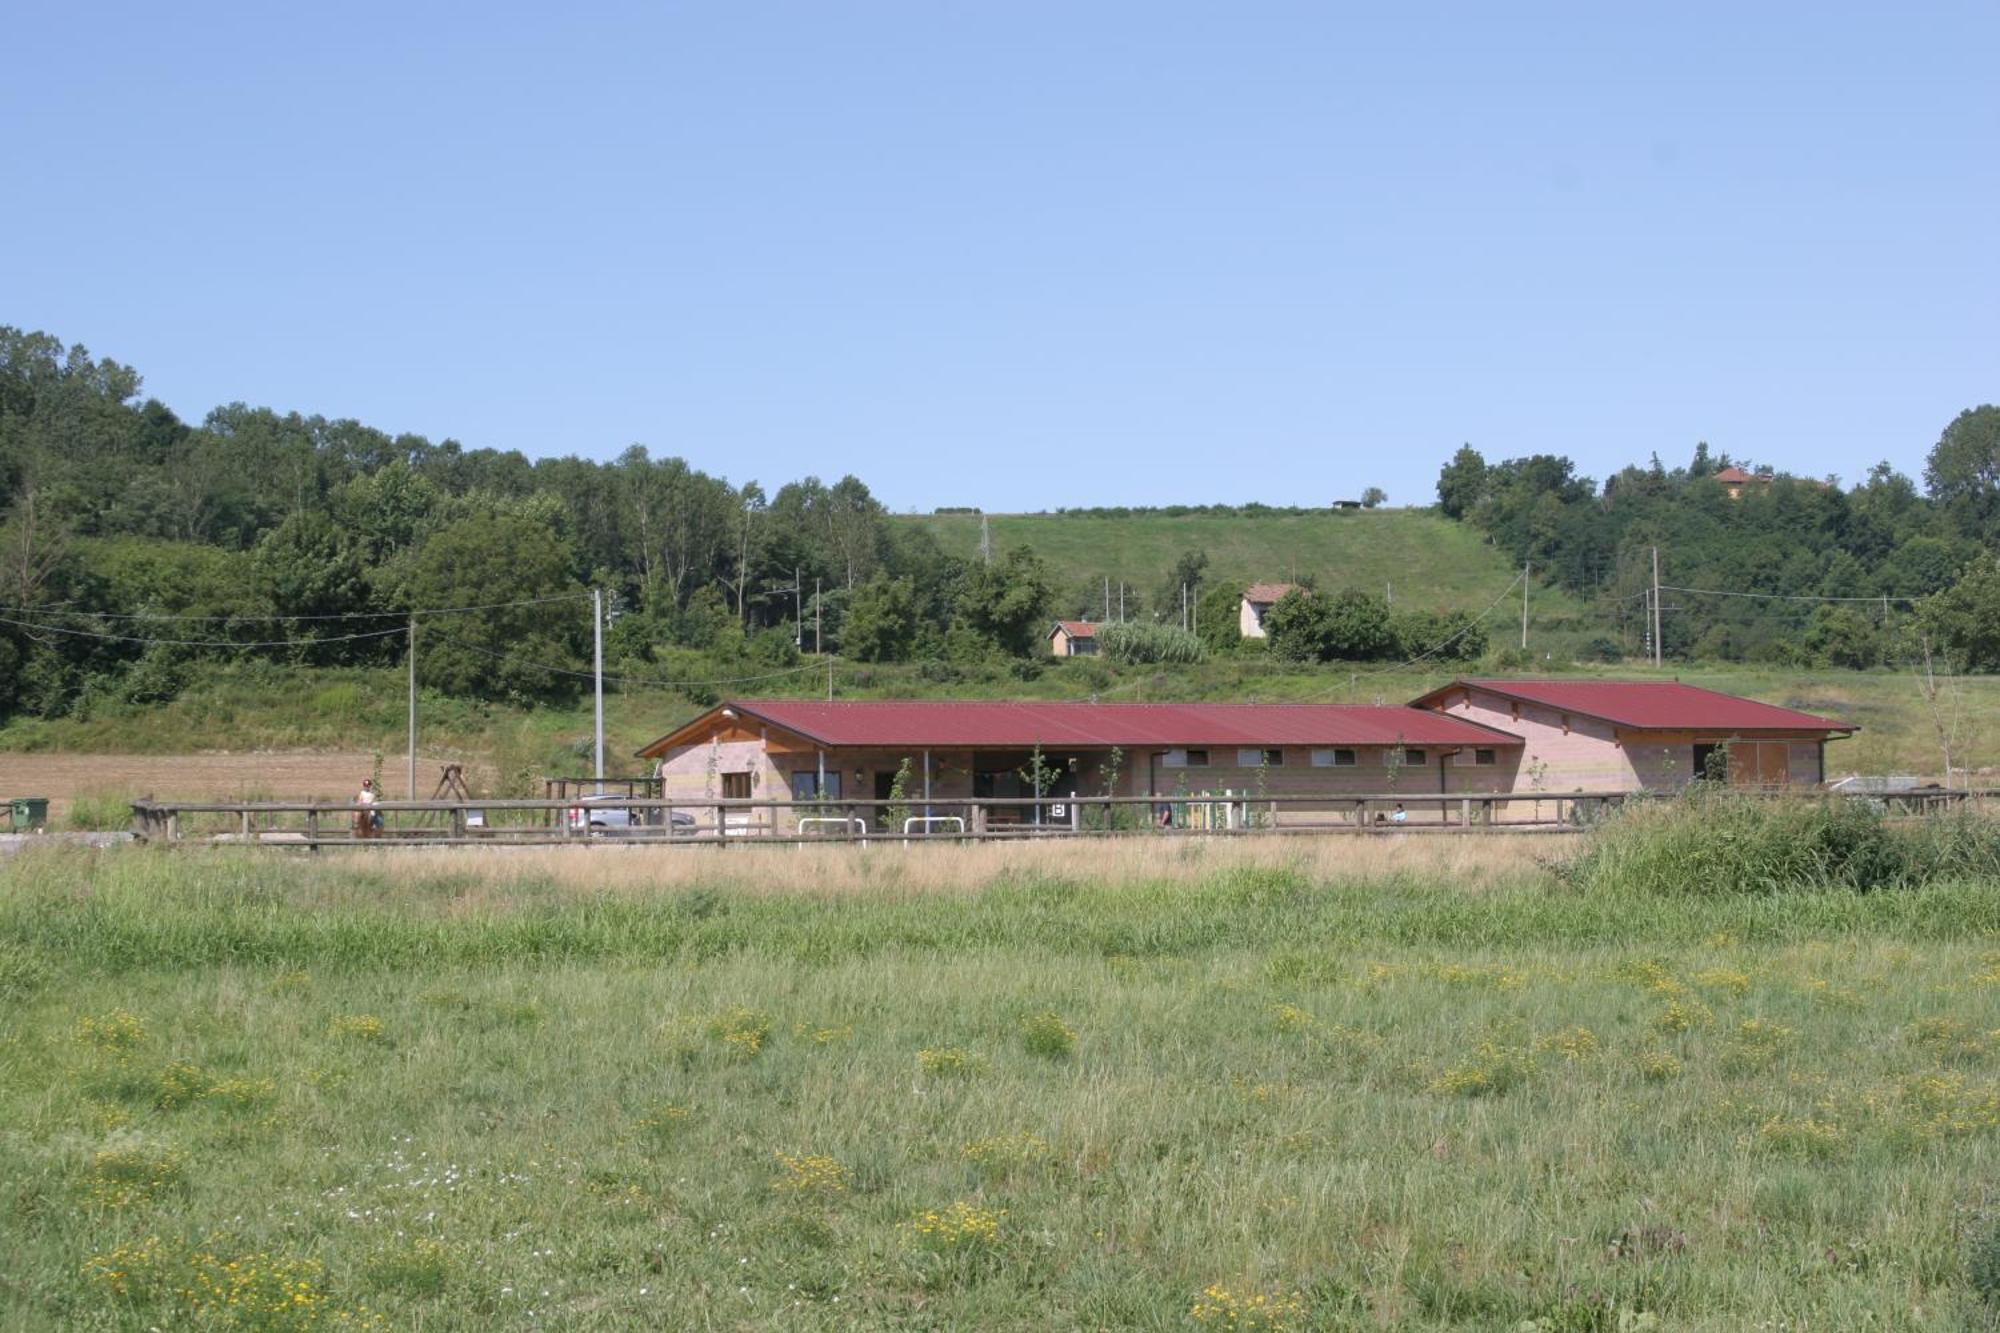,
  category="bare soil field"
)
[0,752,492,825]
